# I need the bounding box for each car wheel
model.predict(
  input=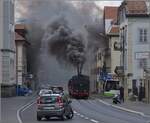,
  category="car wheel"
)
[37,115,41,121]
[45,116,49,120]
[61,113,66,120]
[66,110,74,119]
